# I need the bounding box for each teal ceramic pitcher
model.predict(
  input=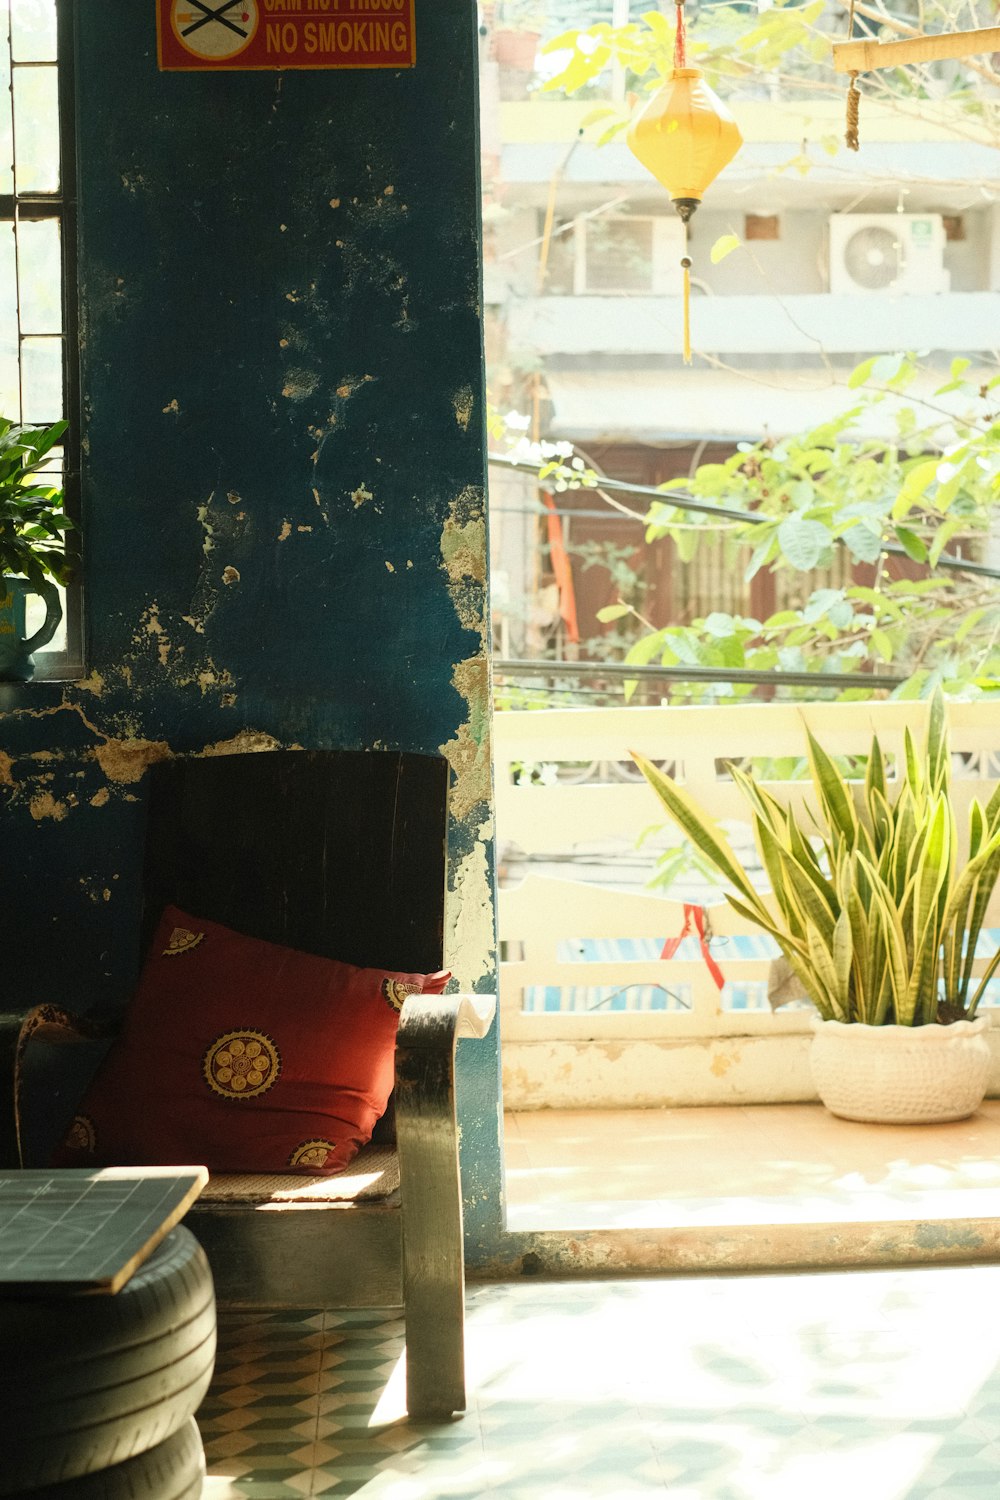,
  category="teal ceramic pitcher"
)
[0,576,61,682]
